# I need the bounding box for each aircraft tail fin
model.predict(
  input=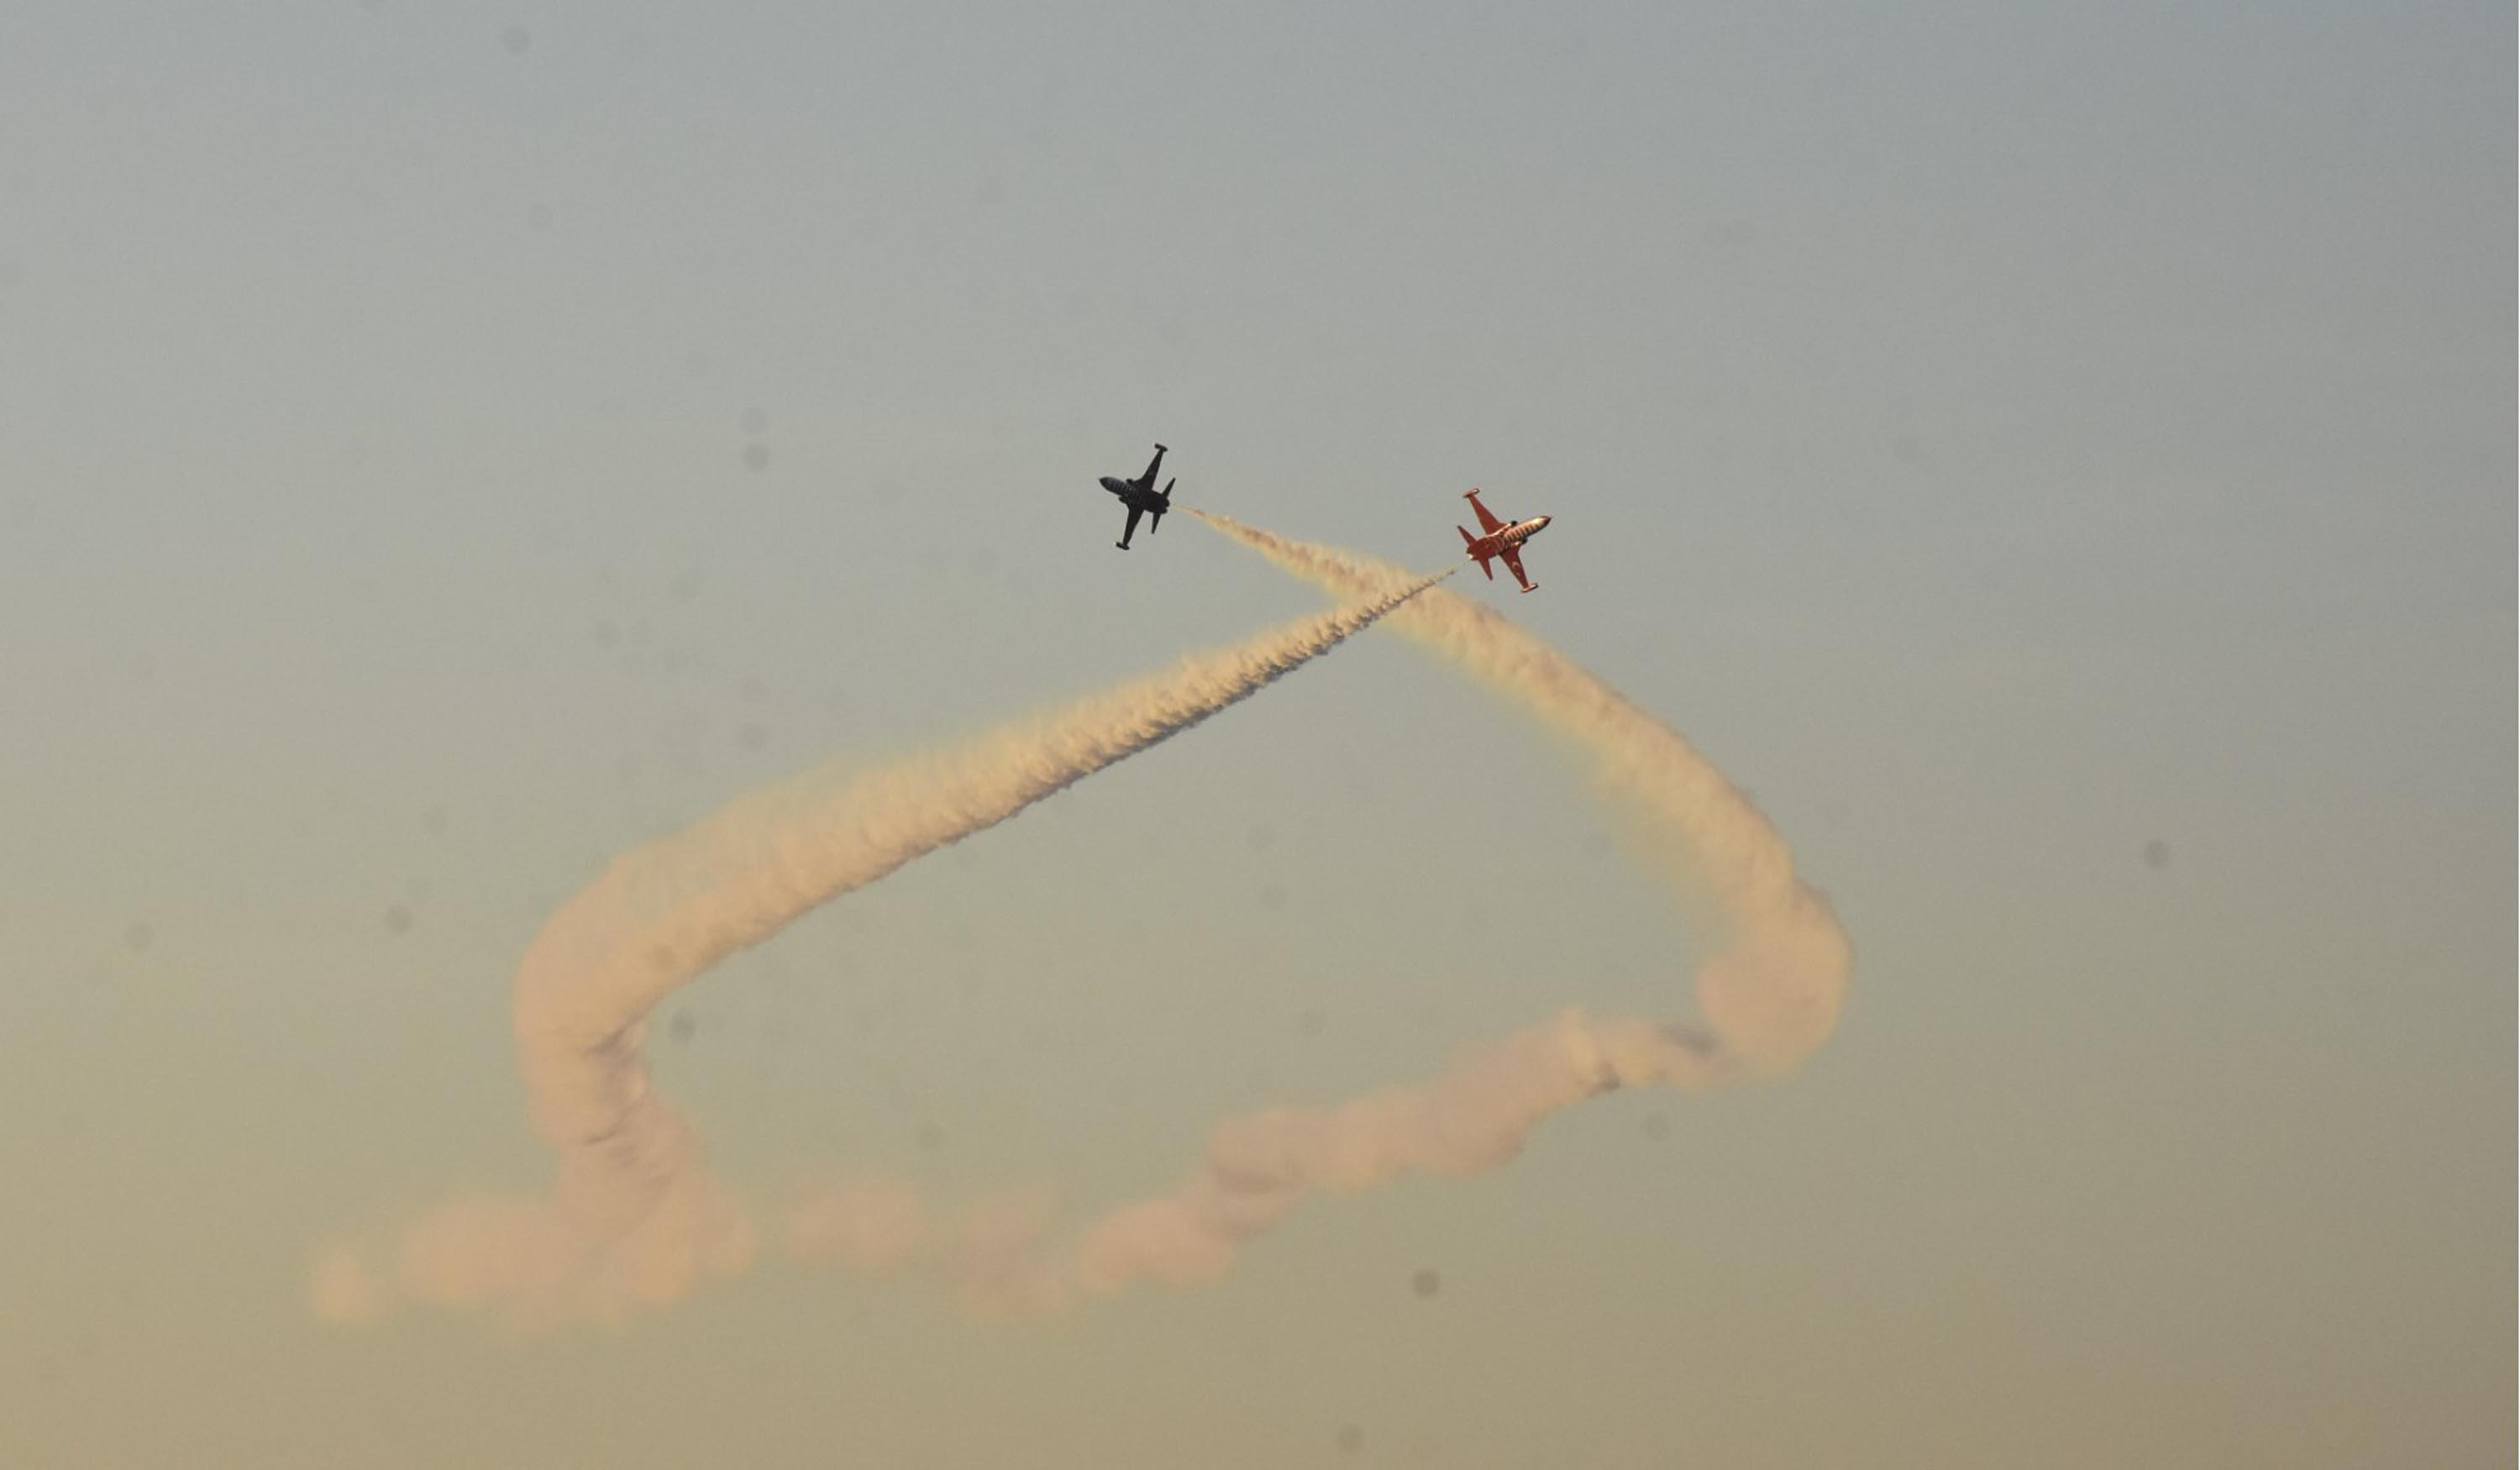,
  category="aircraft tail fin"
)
[1457,524,1477,546]
[1161,477,1174,502]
